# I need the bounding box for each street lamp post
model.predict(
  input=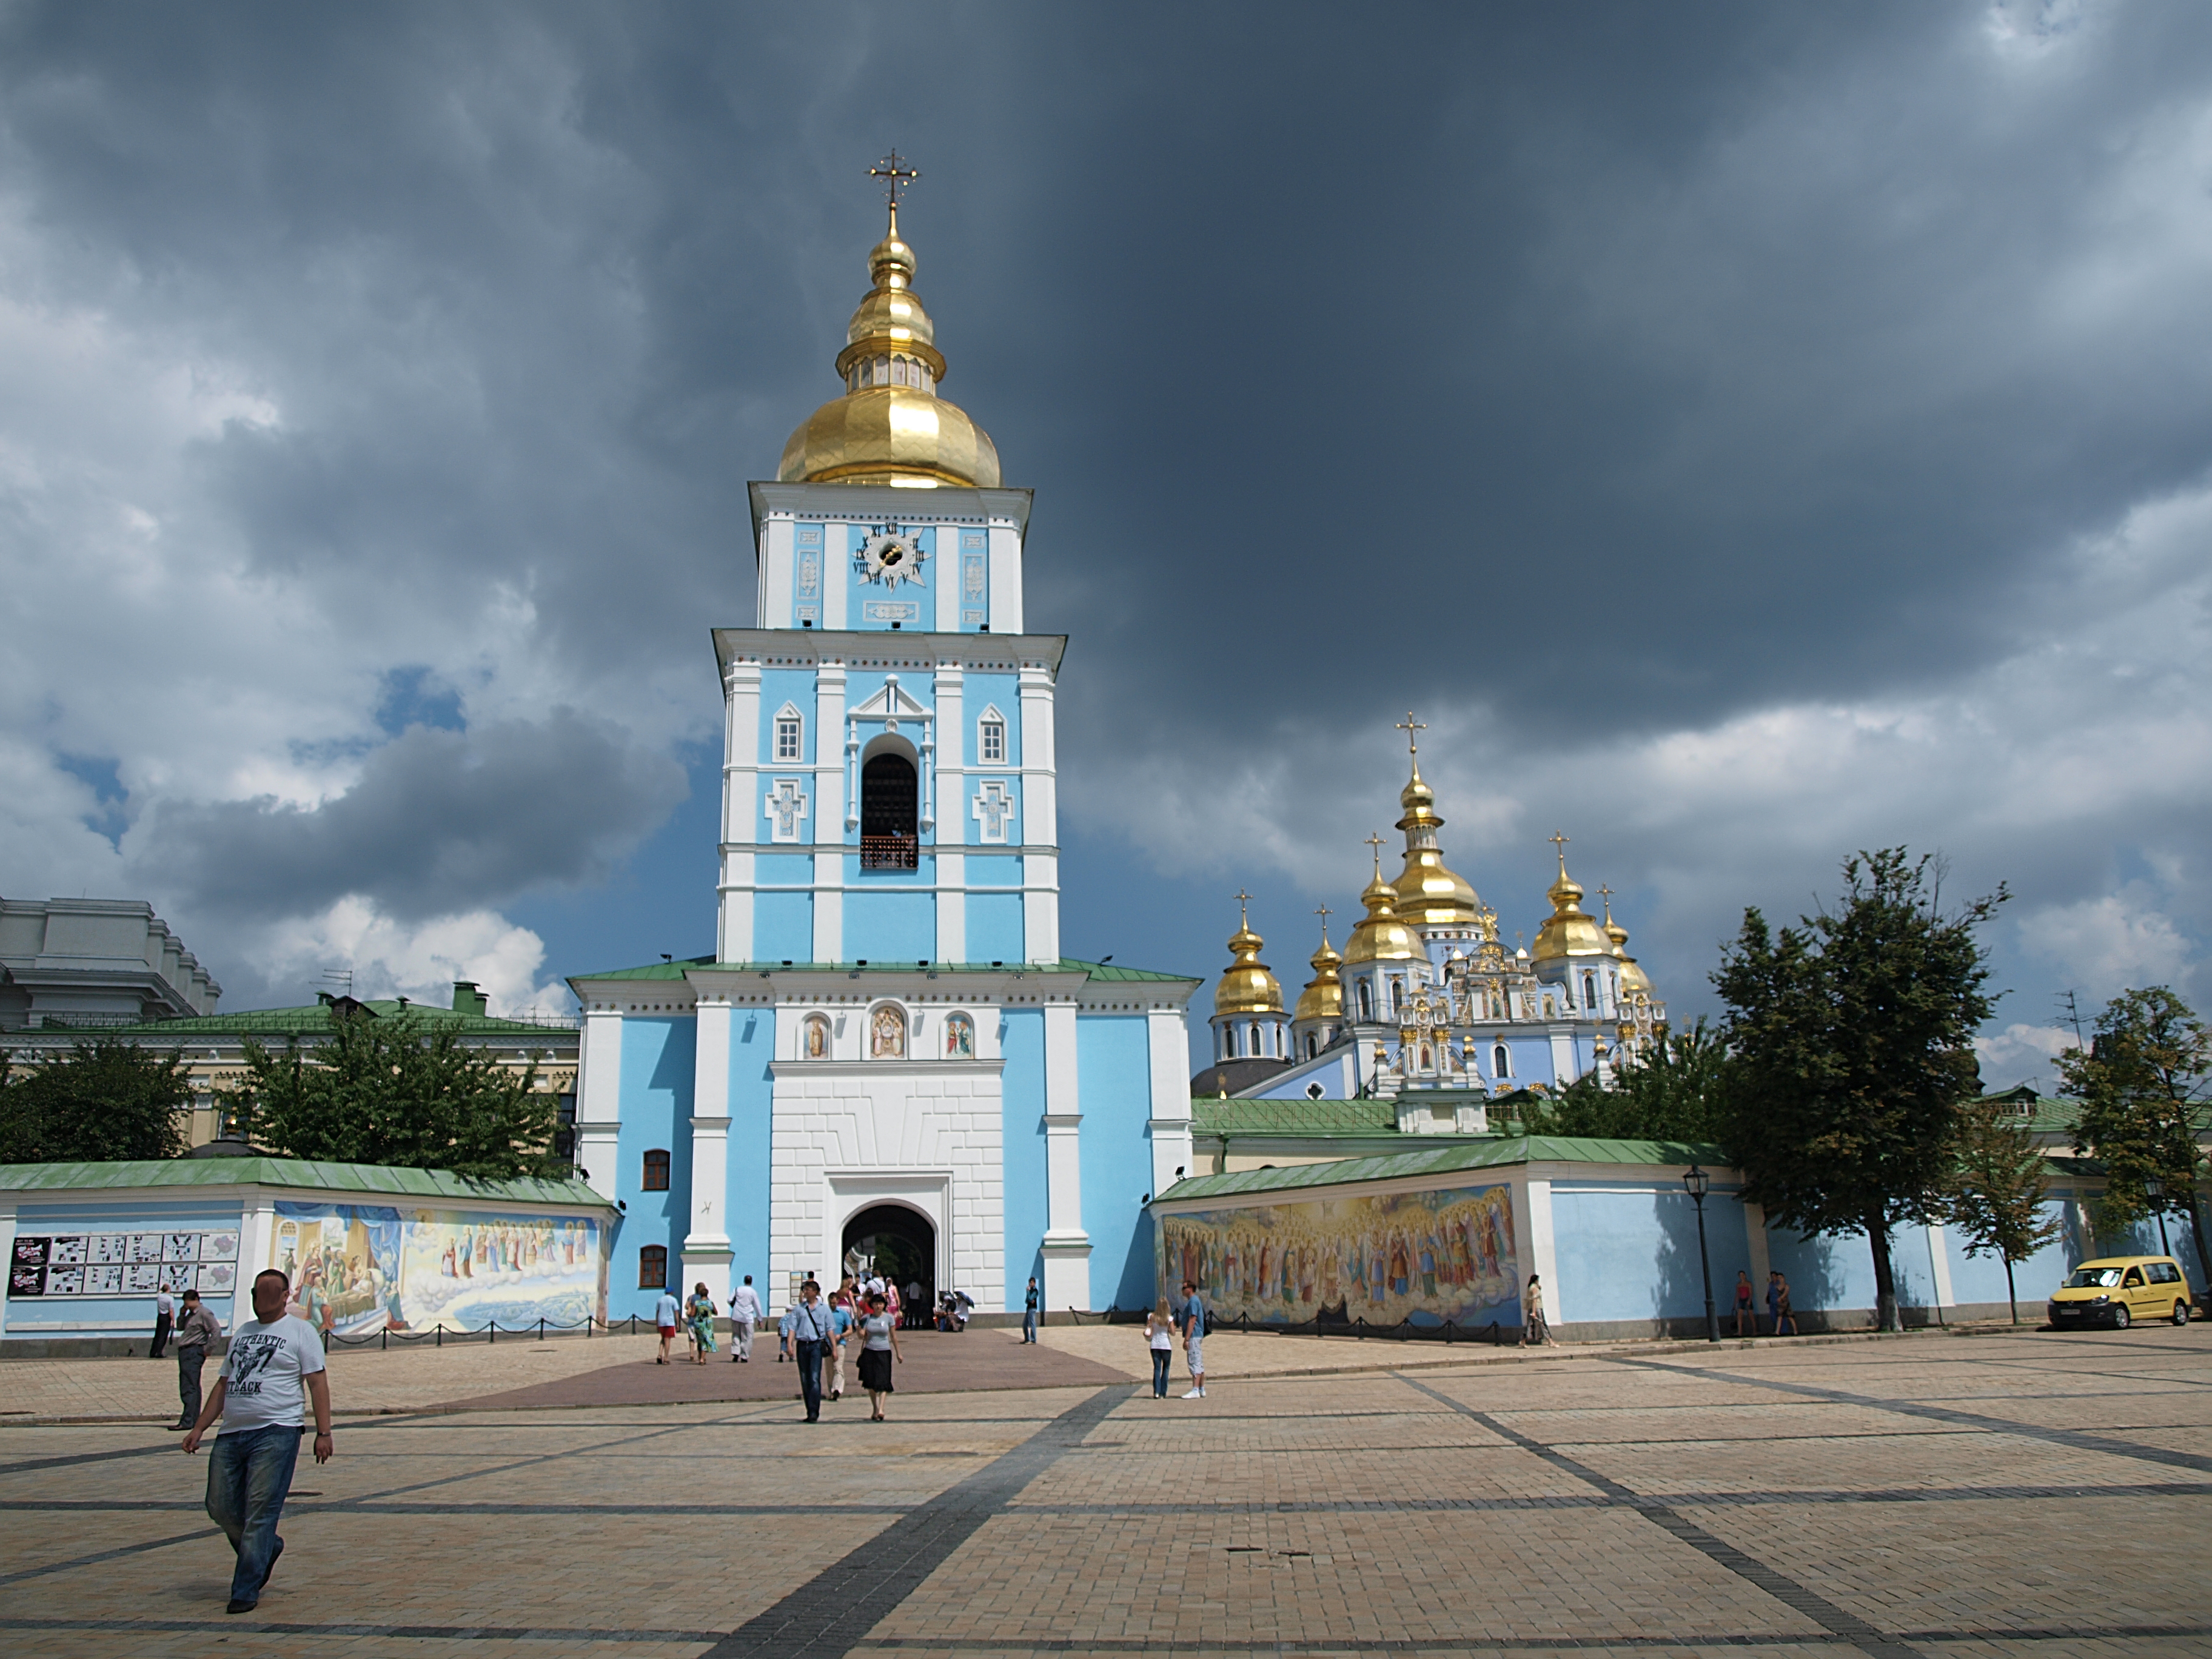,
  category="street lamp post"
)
[2145,1175,2172,1259]
[1683,1162,1718,1343]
